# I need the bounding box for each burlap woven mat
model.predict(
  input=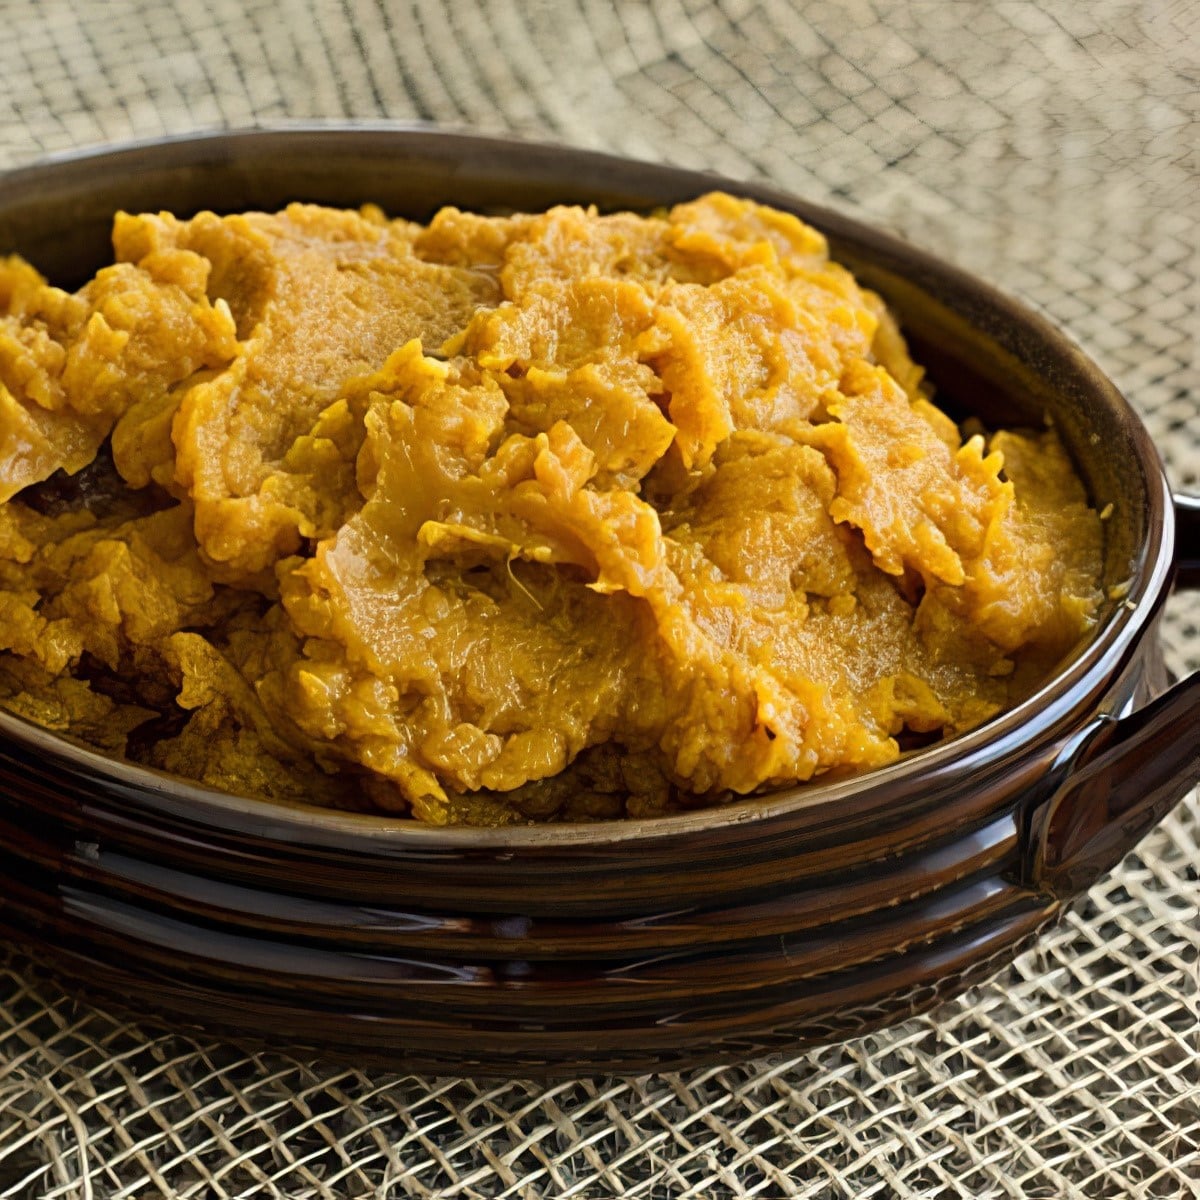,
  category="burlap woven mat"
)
[0,2,1196,1196]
